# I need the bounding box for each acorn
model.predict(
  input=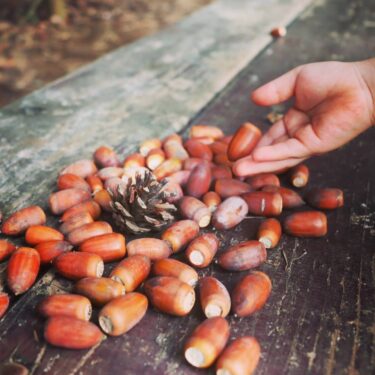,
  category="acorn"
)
[262,185,305,208]
[60,200,101,221]
[7,247,40,295]
[186,233,219,268]
[25,225,63,245]
[35,240,73,264]
[227,122,262,161]
[211,165,232,180]
[283,211,327,237]
[110,255,151,292]
[60,159,98,179]
[163,138,189,160]
[93,146,120,167]
[184,317,230,368]
[93,189,113,211]
[305,188,344,210]
[164,170,191,186]
[139,138,162,156]
[86,175,104,193]
[257,218,282,249]
[162,181,184,203]
[161,220,200,253]
[221,135,233,144]
[184,157,206,171]
[1,205,46,236]
[79,233,126,263]
[153,158,183,181]
[57,173,91,192]
[152,258,198,287]
[99,293,148,336]
[67,221,113,246]
[246,173,280,190]
[214,153,233,167]
[232,271,272,317]
[59,211,94,235]
[179,196,211,228]
[215,178,252,198]
[44,316,104,349]
[123,153,146,169]
[218,241,266,272]
[186,161,212,198]
[54,252,104,280]
[242,191,283,216]
[75,277,125,306]
[0,240,16,262]
[216,336,261,375]
[0,292,10,319]
[290,164,309,187]
[212,197,248,230]
[49,188,91,215]
[202,191,222,212]
[0,362,29,375]
[144,276,195,316]
[146,148,166,170]
[190,125,224,140]
[184,139,213,161]
[199,277,231,318]
[193,136,215,145]
[127,238,171,260]
[38,294,92,321]
[97,167,124,181]
[210,141,228,155]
